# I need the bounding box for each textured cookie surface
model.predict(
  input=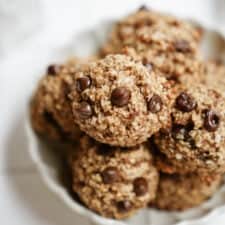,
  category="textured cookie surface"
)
[68,135,159,219]
[69,54,171,147]
[154,173,222,211]
[202,61,225,97]
[100,7,203,83]
[30,59,83,141]
[154,84,225,174]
